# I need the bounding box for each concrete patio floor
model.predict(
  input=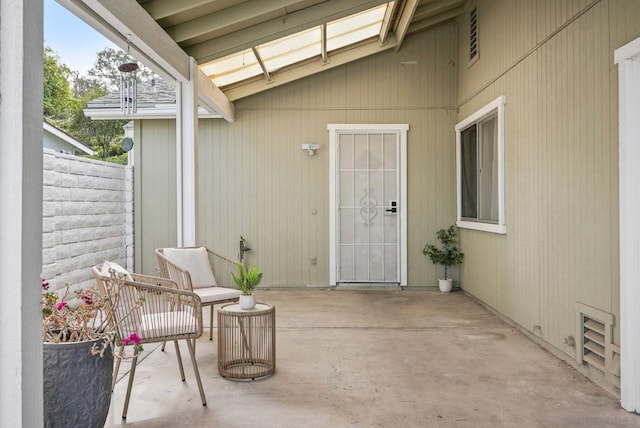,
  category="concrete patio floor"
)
[104,288,639,427]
